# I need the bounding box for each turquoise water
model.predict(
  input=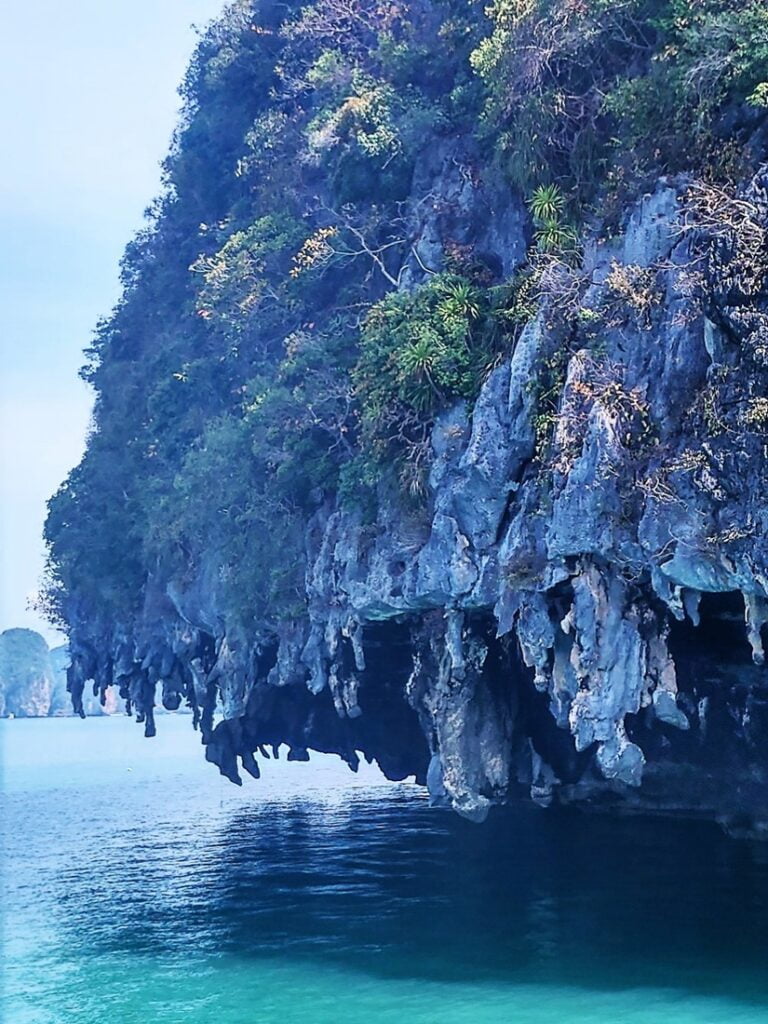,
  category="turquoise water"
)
[2,716,768,1023]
